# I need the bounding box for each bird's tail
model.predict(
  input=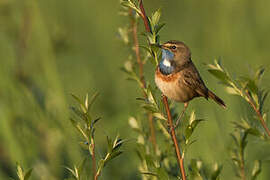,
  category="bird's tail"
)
[208,90,226,109]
